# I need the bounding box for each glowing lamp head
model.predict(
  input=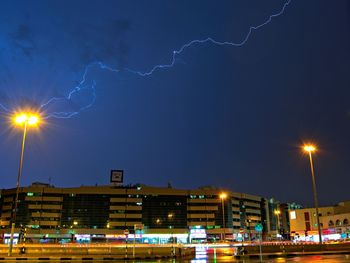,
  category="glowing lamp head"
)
[220,193,227,199]
[274,209,281,215]
[15,114,28,124]
[303,145,316,153]
[28,115,39,125]
[13,112,40,126]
